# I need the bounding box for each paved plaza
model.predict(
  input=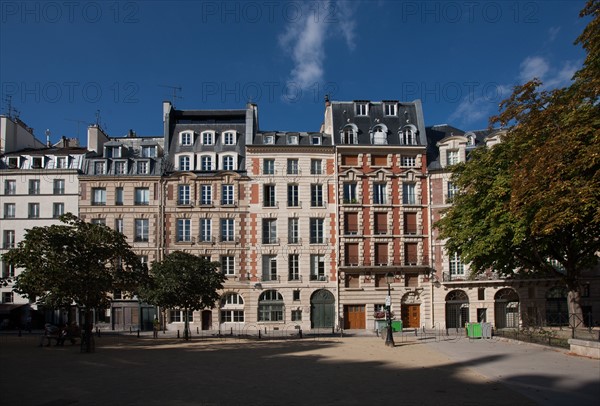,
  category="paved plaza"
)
[0,332,598,406]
